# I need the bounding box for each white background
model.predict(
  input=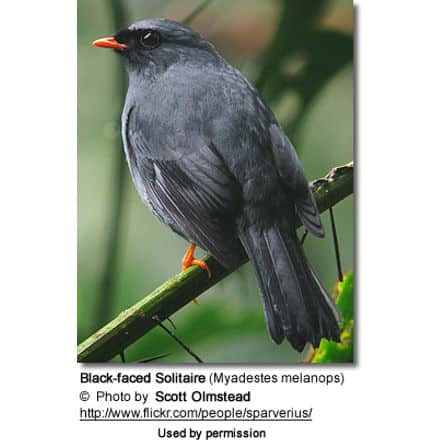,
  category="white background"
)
[1,0,439,437]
